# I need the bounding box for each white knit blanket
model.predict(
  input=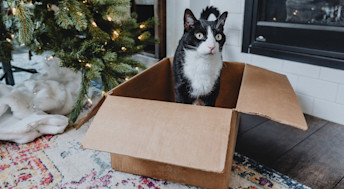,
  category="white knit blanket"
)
[0,57,81,143]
